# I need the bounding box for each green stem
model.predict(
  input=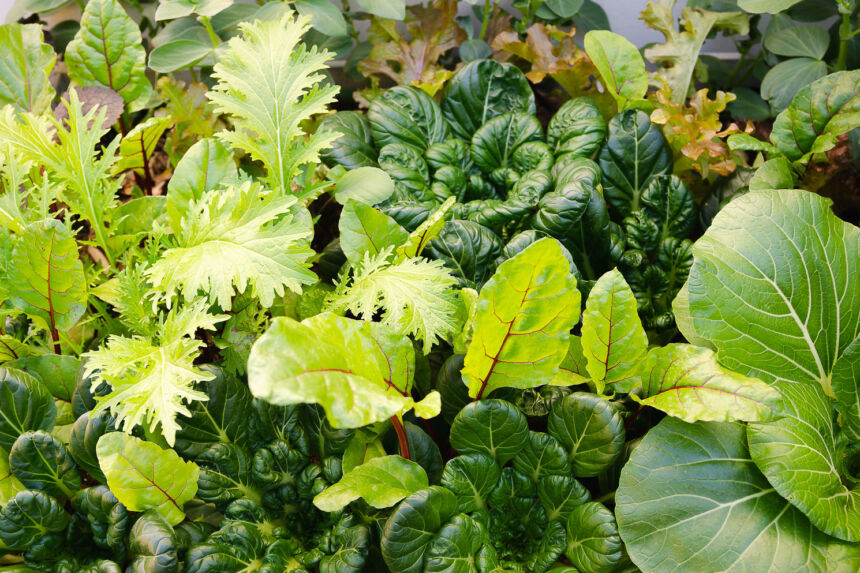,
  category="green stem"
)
[594,490,615,504]
[836,12,852,71]
[199,16,221,48]
[479,0,492,40]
